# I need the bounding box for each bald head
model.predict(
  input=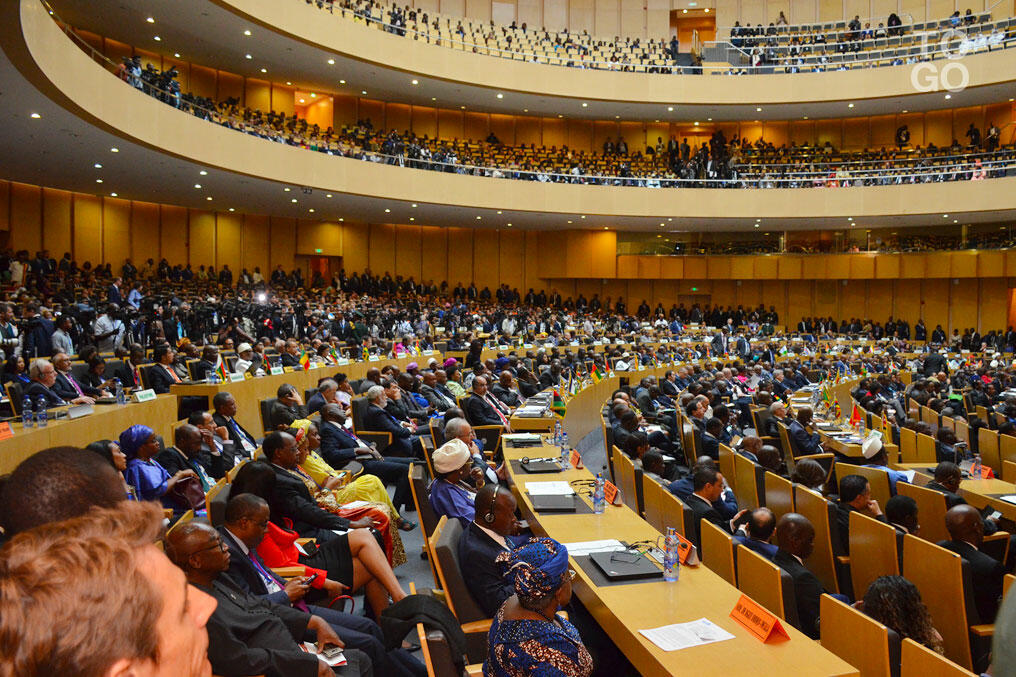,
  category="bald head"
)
[775,513,815,559]
[320,403,344,422]
[945,504,984,547]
